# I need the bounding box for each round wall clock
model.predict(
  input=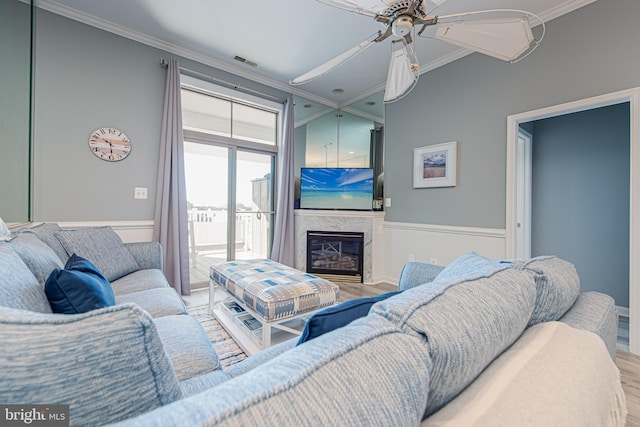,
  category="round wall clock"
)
[88,127,132,162]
